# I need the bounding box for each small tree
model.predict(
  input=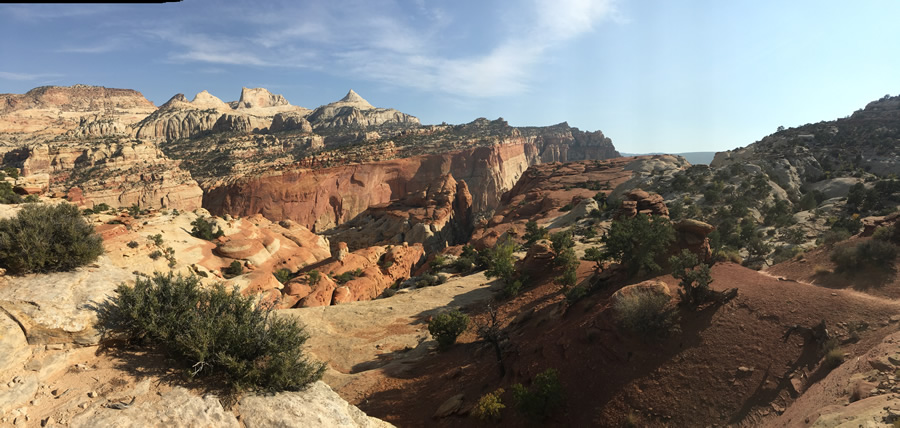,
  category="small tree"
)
[225,260,243,277]
[669,249,713,307]
[428,309,469,350]
[484,238,522,297]
[601,214,675,276]
[523,220,548,247]
[583,247,604,270]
